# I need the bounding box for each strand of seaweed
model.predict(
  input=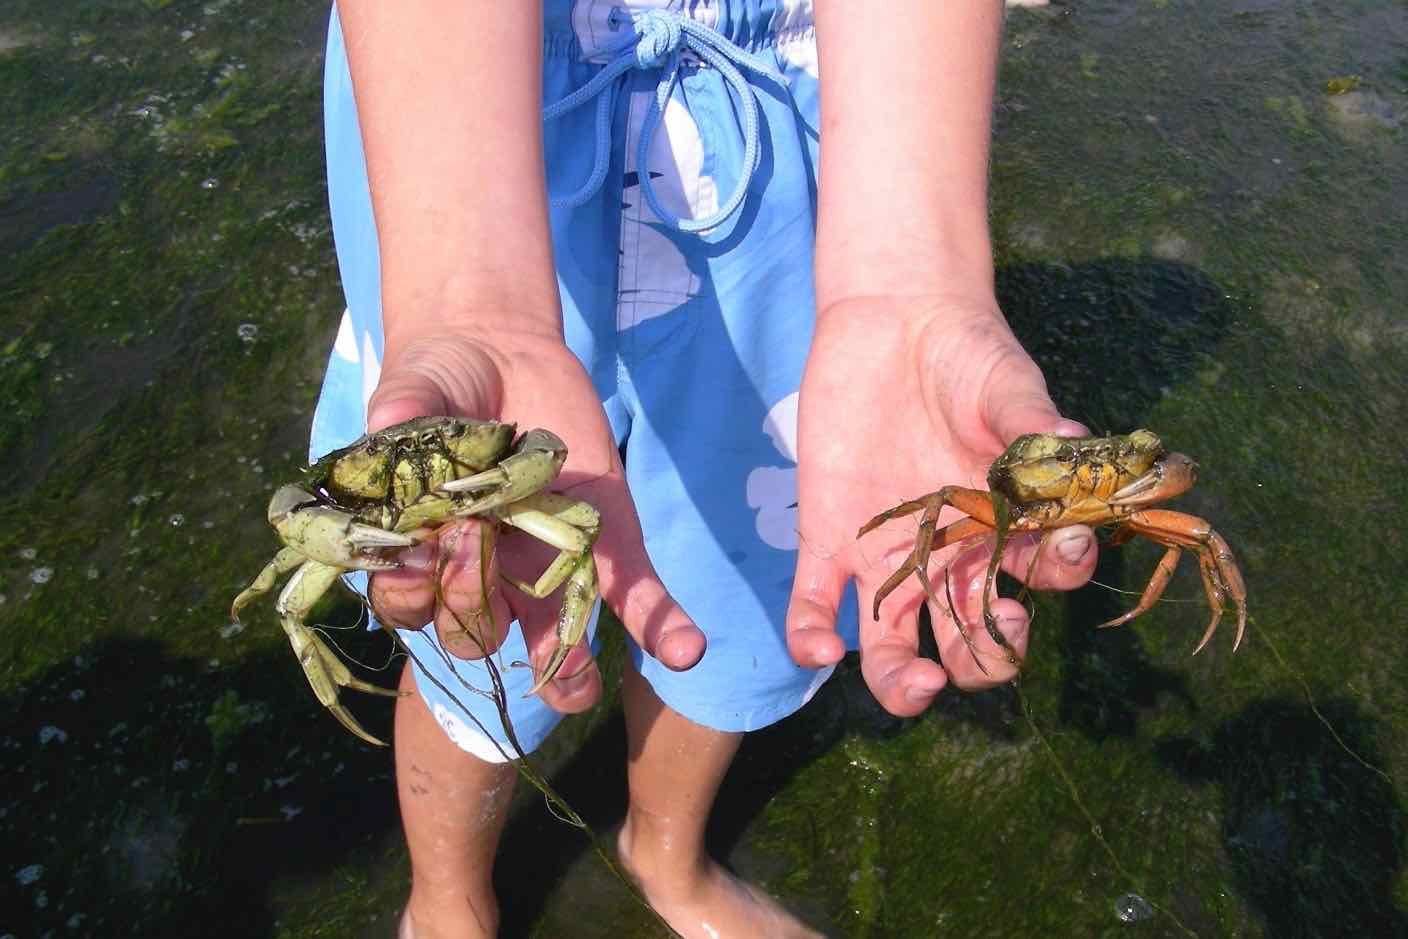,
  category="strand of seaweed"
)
[1028,556,1391,784]
[380,518,682,938]
[919,538,1201,936]
[1011,676,1201,938]
[1011,542,1391,932]
[1249,614,1392,785]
